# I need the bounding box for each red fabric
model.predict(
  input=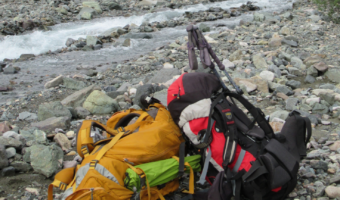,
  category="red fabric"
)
[167,73,186,105]
[228,145,256,172]
[188,117,209,136]
[209,122,226,168]
[272,187,282,192]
